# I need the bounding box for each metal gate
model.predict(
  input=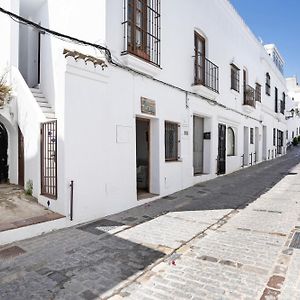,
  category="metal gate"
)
[217,124,226,175]
[41,120,57,198]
